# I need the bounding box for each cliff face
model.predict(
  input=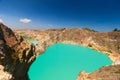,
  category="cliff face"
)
[15,28,120,61]
[0,23,40,80]
[0,23,120,80]
[77,65,120,80]
[0,23,17,66]
[15,28,120,80]
[0,23,18,79]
